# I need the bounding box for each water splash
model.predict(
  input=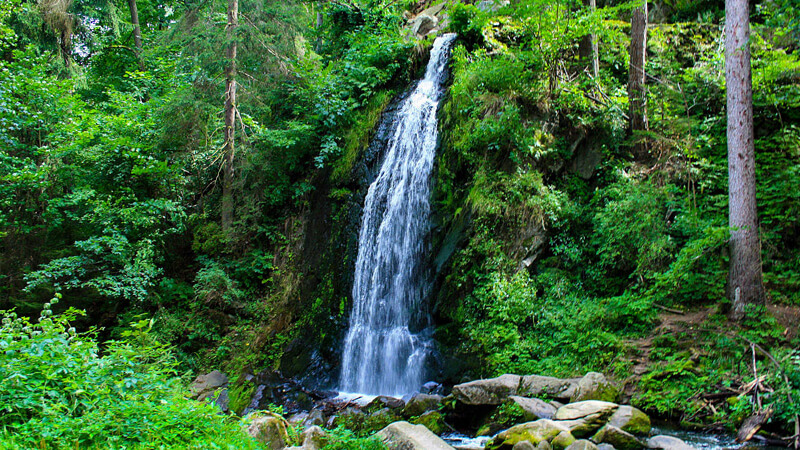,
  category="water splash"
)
[339,33,457,397]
